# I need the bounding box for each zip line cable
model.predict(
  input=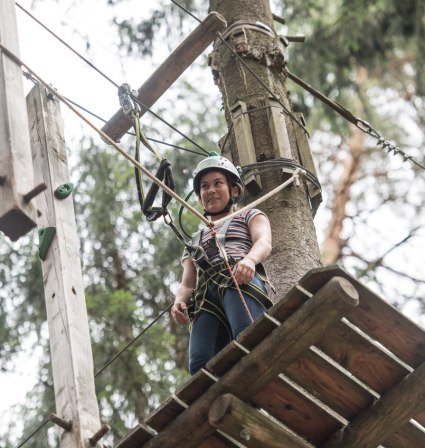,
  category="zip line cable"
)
[0,44,211,226]
[285,70,425,170]
[16,2,119,89]
[22,70,205,157]
[170,0,424,170]
[170,0,201,23]
[16,2,209,156]
[95,303,173,377]
[16,419,50,448]
[15,302,173,447]
[63,97,206,157]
